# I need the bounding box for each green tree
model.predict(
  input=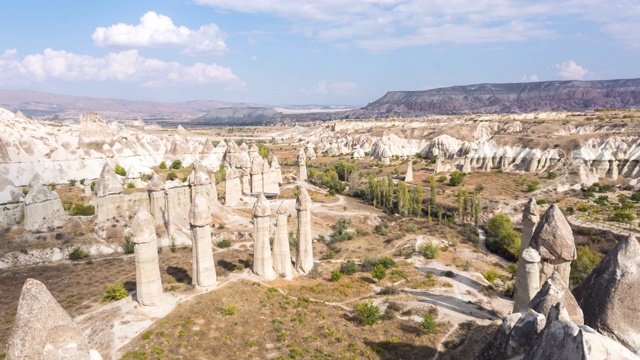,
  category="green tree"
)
[429,176,437,221]
[371,264,387,283]
[419,243,440,259]
[410,185,423,216]
[170,160,182,169]
[396,181,410,215]
[332,217,355,242]
[159,161,167,169]
[166,171,178,181]
[486,213,521,261]
[449,170,464,186]
[340,259,358,275]
[334,160,356,181]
